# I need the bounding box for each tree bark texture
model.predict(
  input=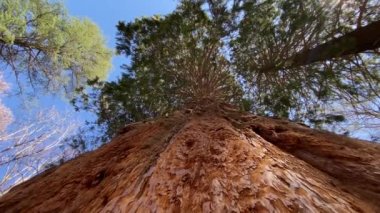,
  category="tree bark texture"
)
[0,103,379,212]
